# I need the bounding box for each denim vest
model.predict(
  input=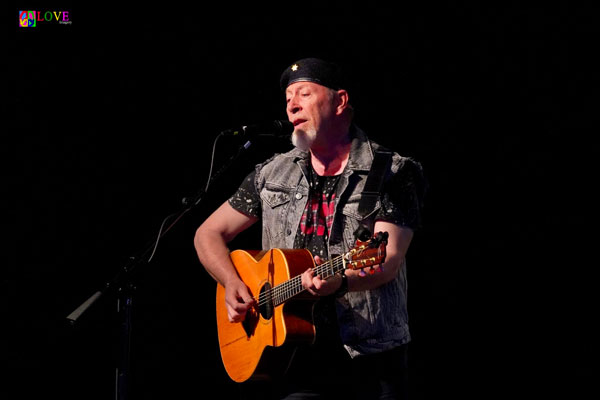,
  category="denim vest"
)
[253,126,410,357]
